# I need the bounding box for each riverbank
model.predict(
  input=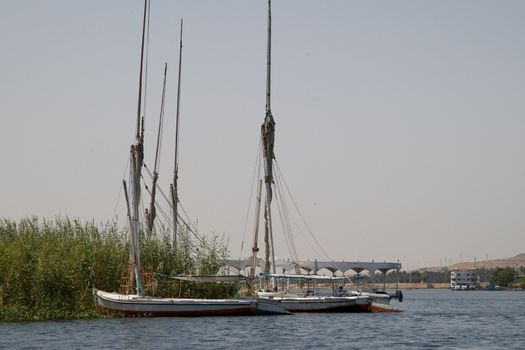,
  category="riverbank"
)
[380,282,525,291]
[385,282,450,289]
